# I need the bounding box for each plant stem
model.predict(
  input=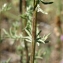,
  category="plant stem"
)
[20,0,23,63]
[30,0,37,63]
[20,51,23,63]
[21,0,29,63]
[0,28,1,61]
